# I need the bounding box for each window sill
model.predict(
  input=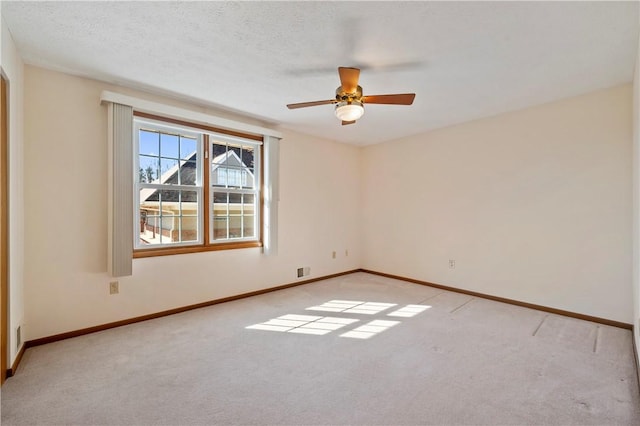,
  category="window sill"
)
[133,241,262,258]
